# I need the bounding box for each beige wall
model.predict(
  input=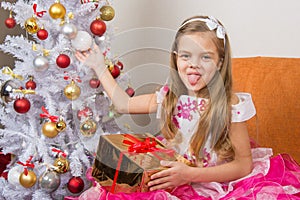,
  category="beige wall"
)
[111,0,300,58]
